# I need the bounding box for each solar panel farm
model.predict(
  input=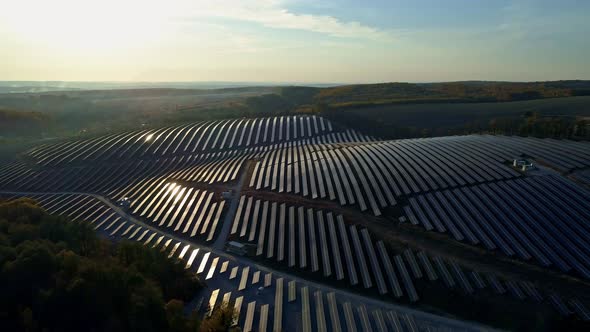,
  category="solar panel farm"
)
[2,114,590,331]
